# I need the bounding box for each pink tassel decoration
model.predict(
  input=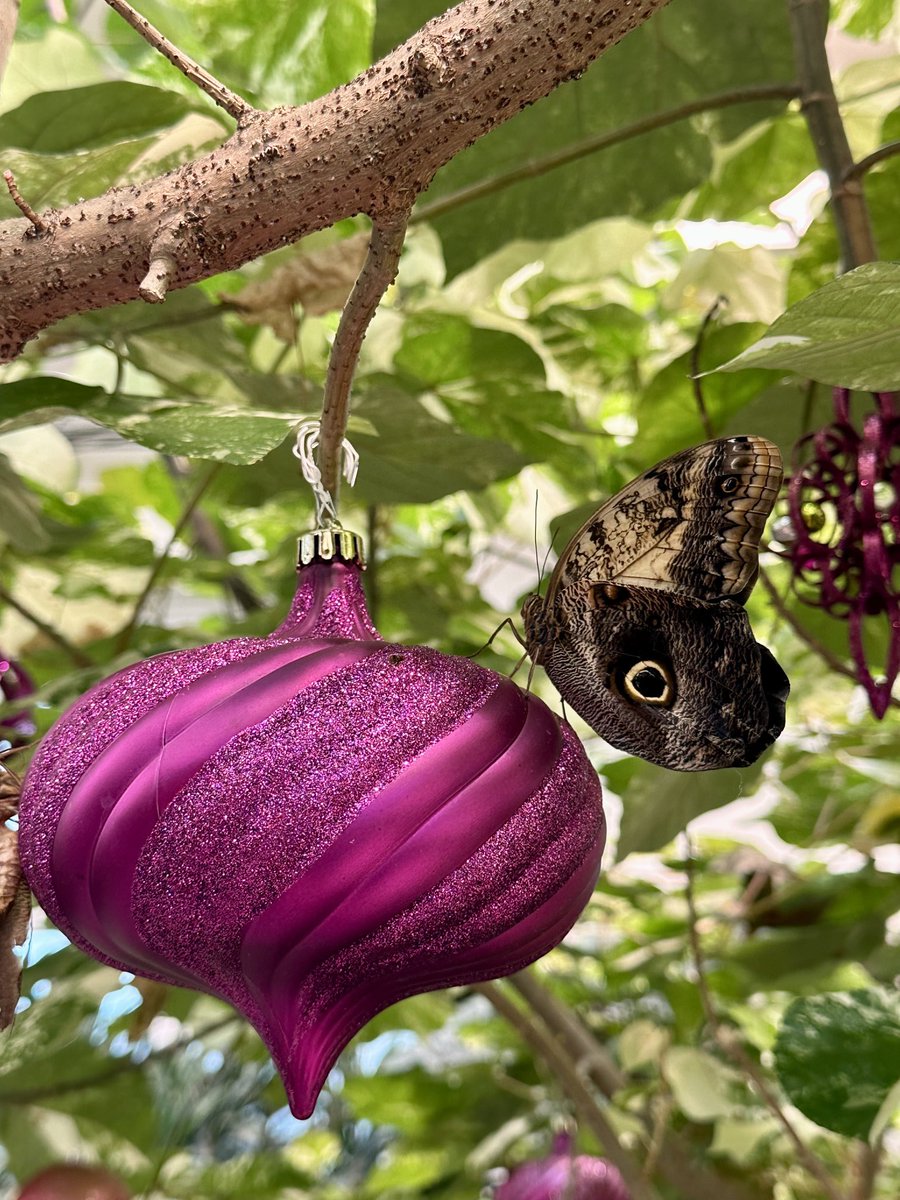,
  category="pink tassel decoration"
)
[19,534,605,1117]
